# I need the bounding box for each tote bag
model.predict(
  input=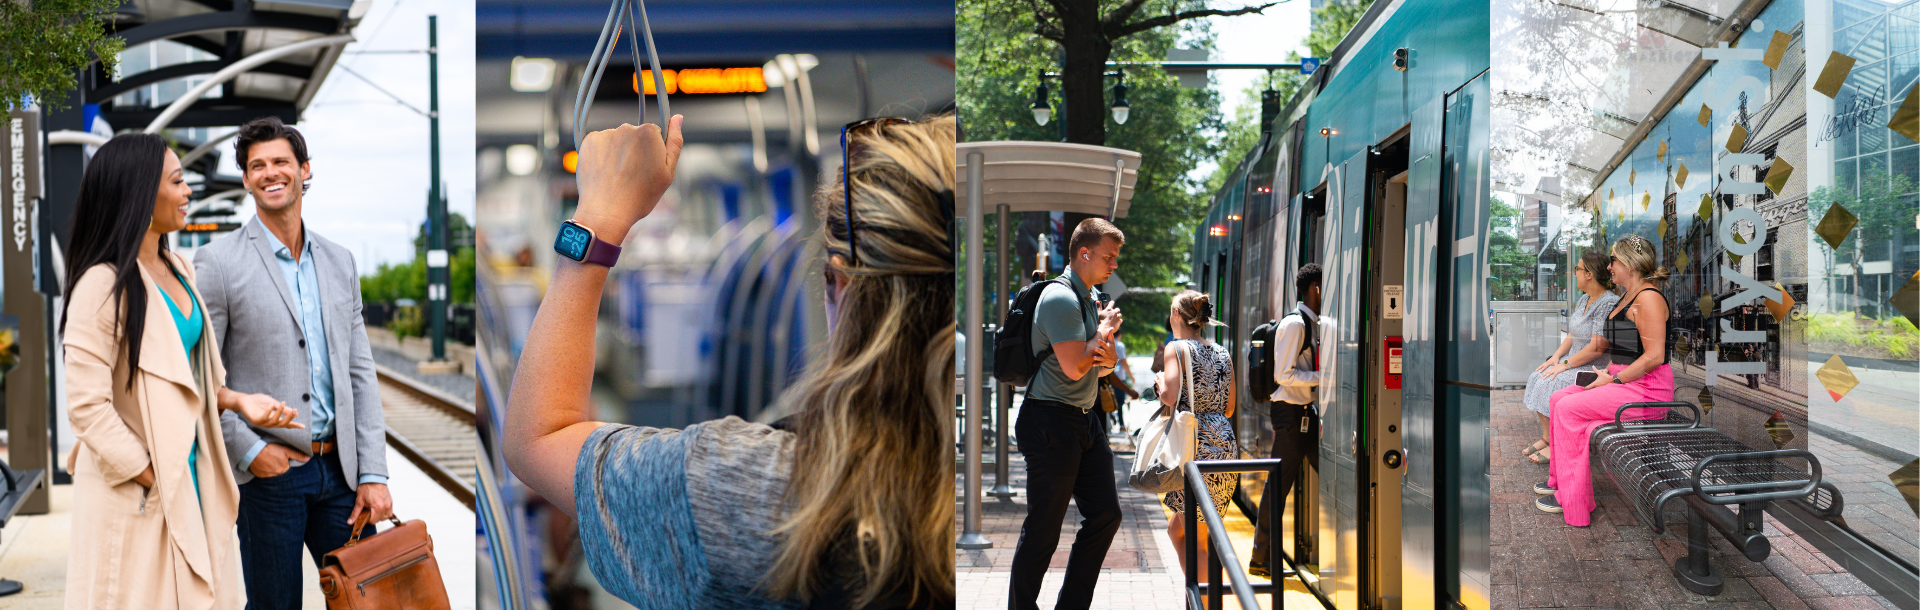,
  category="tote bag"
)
[1129,341,1199,493]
